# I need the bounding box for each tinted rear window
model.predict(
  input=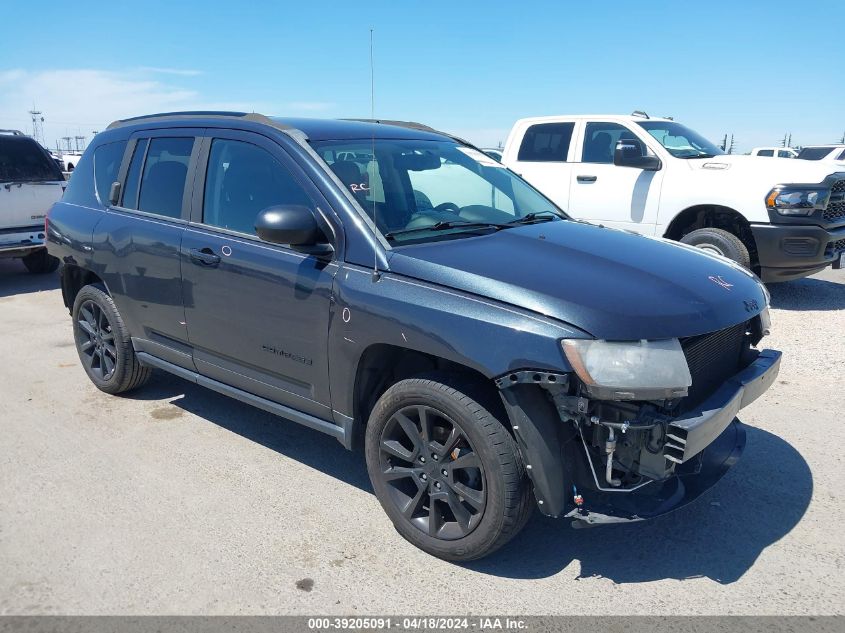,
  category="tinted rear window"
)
[93,141,127,206]
[137,138,193,218]
[0,135,64,182]
[797,147,833,161]
[517,122,575,162]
